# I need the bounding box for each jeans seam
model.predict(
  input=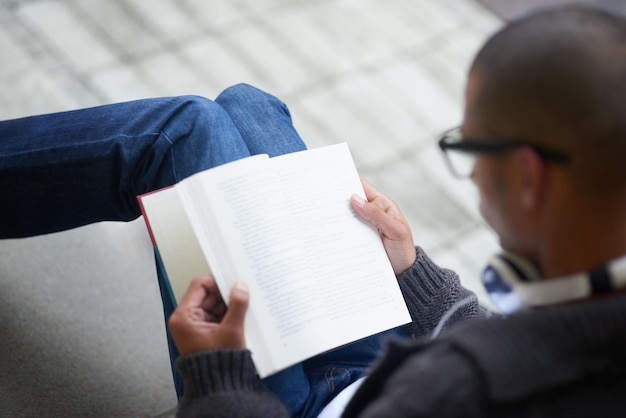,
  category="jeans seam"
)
[324,367,350,394]
[325,368,334,393]
[160,130,178,182]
